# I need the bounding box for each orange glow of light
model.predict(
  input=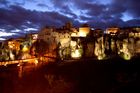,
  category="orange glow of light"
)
[78,32,87,37]
[4,63,7,66]
[34,59,38,65]
[8,41,15,49]
[22,46,29,52]
[78,27,90,37]
[71,32,78,37]
[21,53,31,60]
[71,27,89,37]
[106,27,119,34]
[17,63,20,67]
